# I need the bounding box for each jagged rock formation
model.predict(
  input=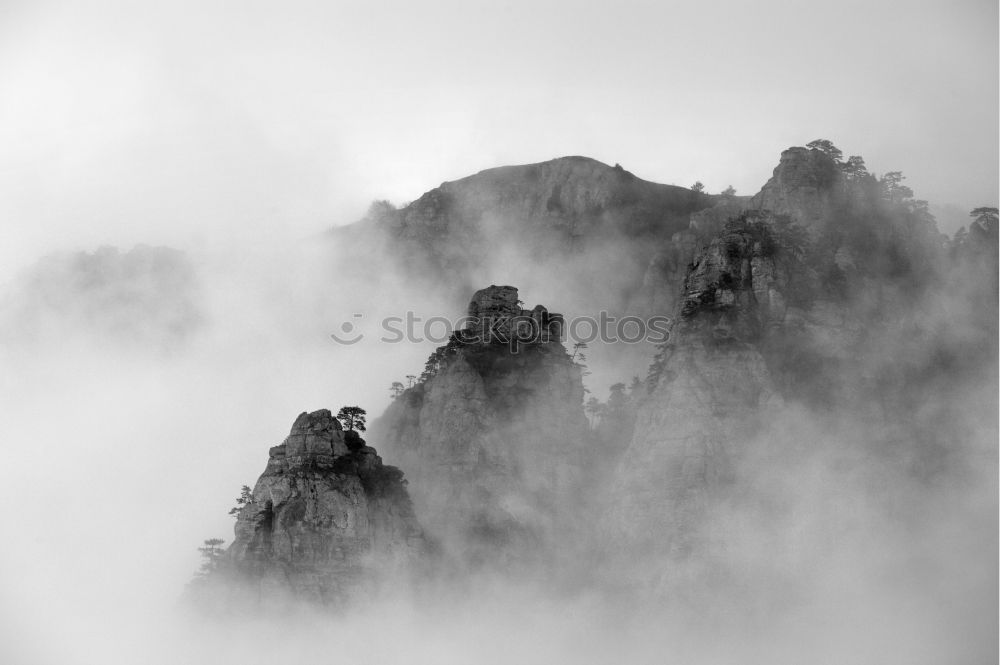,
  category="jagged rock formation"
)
[219,410,424,607]
[371,286,590,573]
[606,218,785,571]
[635,148,848,321]
[640,146,950,410]
[464,284,564,344]
[748,146,843,230]
[605,147,997,590]
[634,197,749,317]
